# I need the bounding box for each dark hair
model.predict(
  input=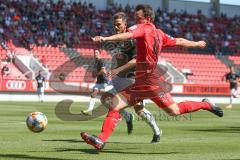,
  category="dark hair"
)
[113,12,127,22]
[94,48,101,52]
[135,4,155,22]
